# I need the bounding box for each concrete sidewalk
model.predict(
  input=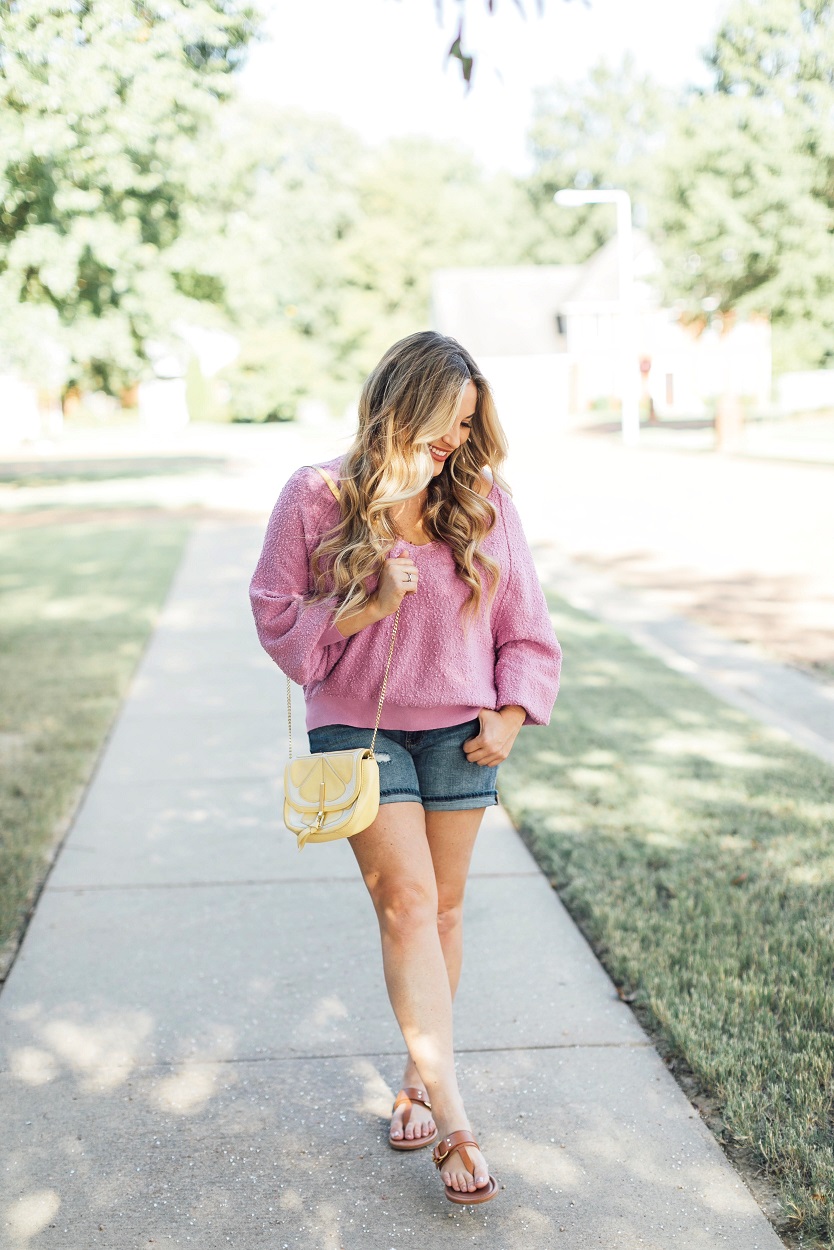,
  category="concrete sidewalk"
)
[1,522,785,1250]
